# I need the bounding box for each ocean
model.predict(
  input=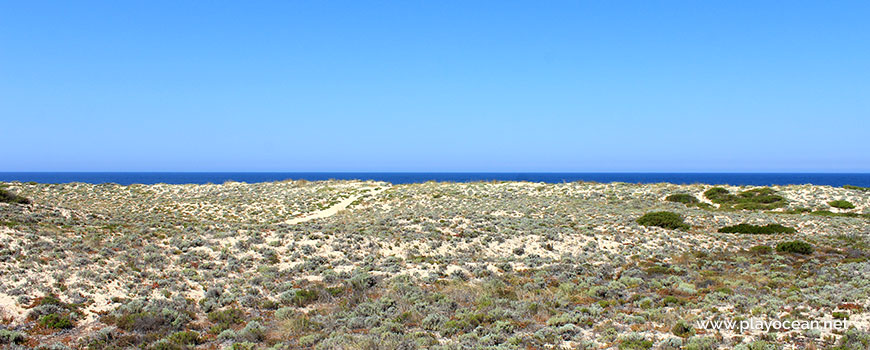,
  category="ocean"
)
[1,172,869,187]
